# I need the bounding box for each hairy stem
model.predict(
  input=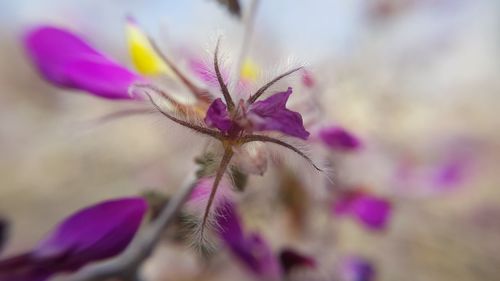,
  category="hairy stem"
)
[248,67,303,103]
[88,108,156,125]
[148,38,213,103]
[214,40,235,111]
[242,134,322,171]
[200,145,234,233]
[133,83,192,116]
[144,91,222,140]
